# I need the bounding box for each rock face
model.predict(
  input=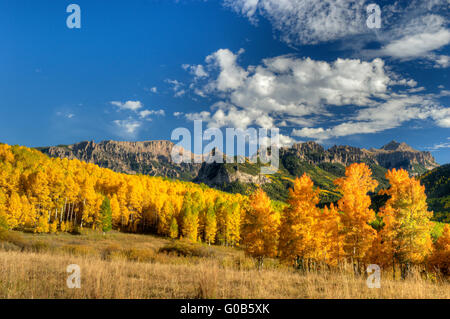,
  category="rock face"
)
[194,162,271,186]
[39,140,201,180]
[280,140,438,175]
[39,140,439,186]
